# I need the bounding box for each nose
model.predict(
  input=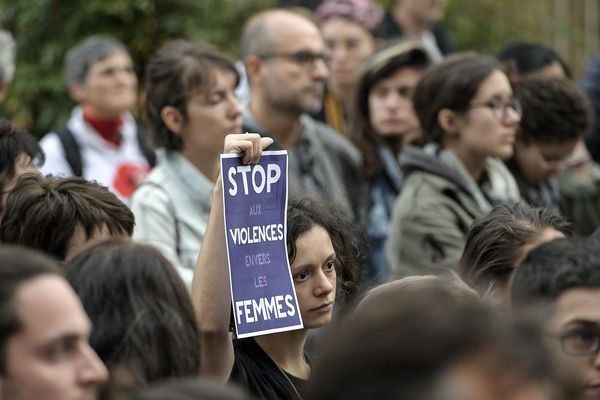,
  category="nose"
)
[229,94,243,118]
[504,106,521,125]
[330,45,347,64]
[313,269,334,297]
[312,57,329,81]
[78,344,109,387]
